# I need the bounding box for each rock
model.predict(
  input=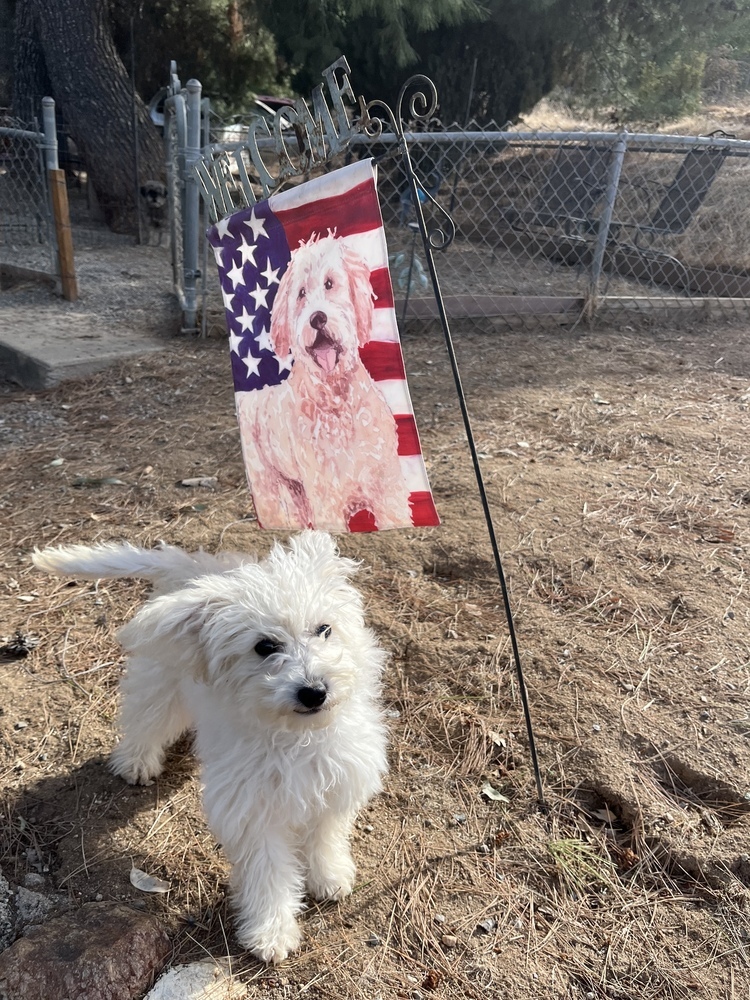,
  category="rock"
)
[14,887,59,928]
[440,934,457,948]
[144,962,244,1000]
[0,872,13,952]
[0,901,171,1000]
